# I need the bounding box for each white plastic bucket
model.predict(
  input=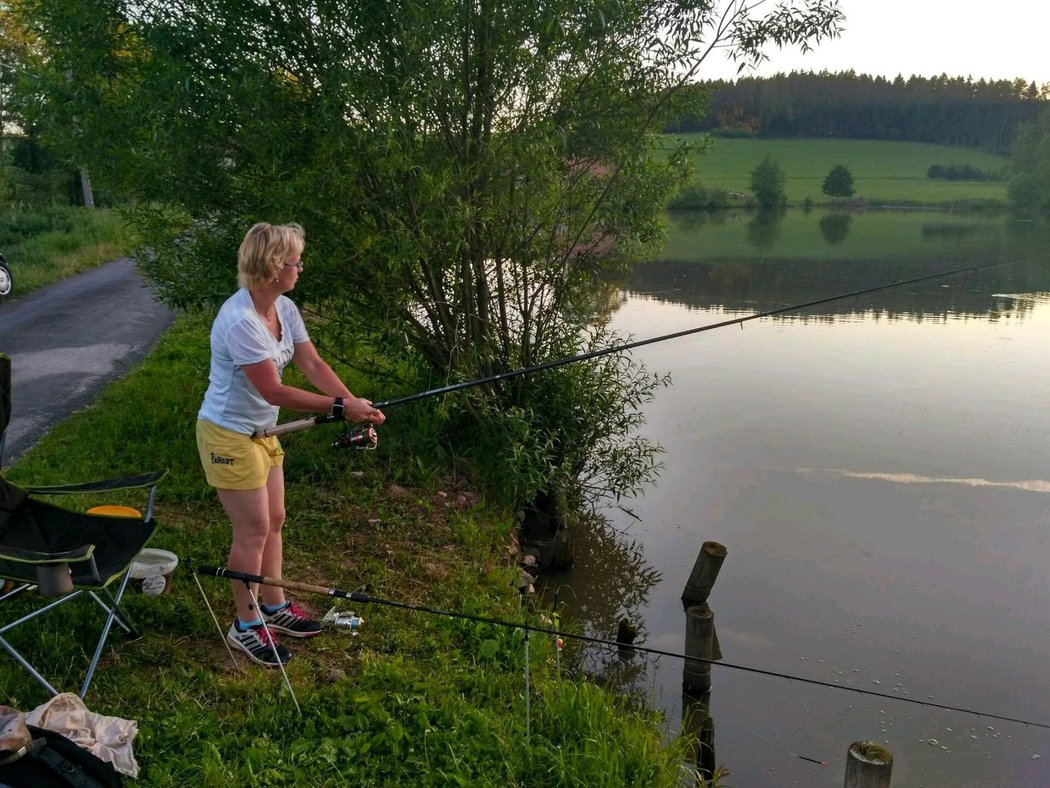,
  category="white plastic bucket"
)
[129,548,179,596]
